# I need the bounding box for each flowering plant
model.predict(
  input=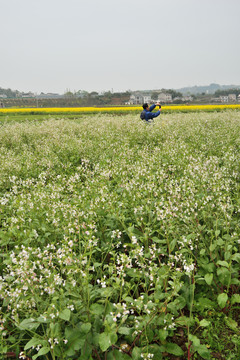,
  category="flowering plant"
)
[0,112,240,359]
